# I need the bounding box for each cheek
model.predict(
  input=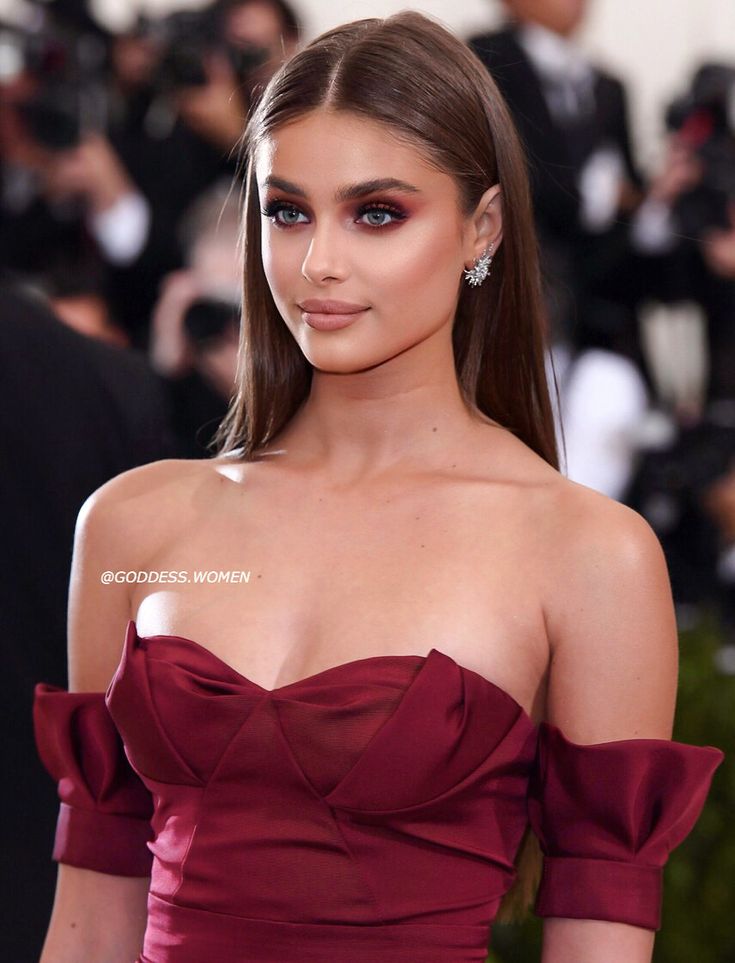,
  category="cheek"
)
[368,223,464,320]
[260,230,298,311]
[260,217,464,330]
